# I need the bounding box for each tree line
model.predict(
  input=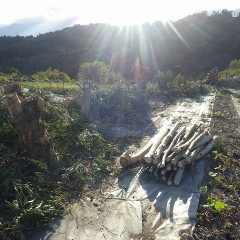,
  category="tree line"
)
[0,10,240,80]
